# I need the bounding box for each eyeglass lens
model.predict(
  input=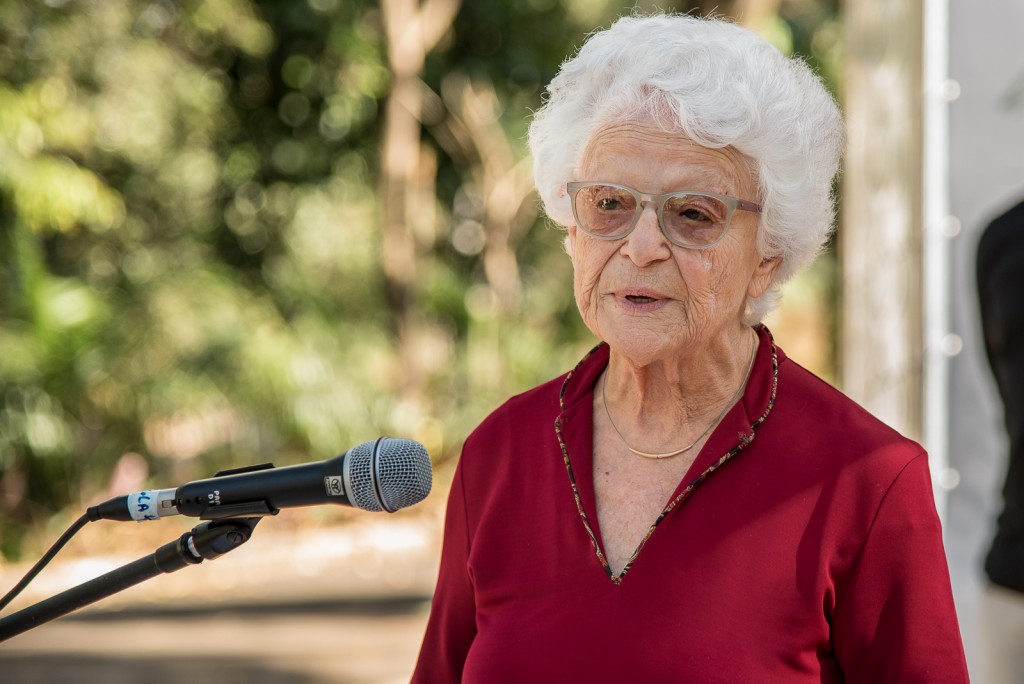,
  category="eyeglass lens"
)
[573,184,730,247]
